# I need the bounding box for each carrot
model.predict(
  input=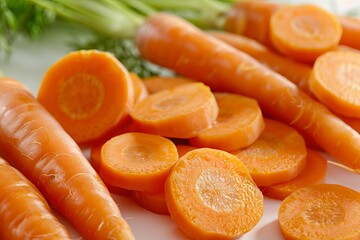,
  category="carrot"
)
[136,13,360,172]
[0,157,71,239]
[0,77,134,239]
[189,92,265,151]
[270,4,342,63]
[130,190,169,215]
[165,147,264,239]
[278,184,360,240]
[37,49,134,145]
[100,132,178,192]
[309,50,360,118]
[231,118,307,186]
[129,82,219,138]
[262,148,327,200]
[143,76,195,94]
[338,16,360,50]
[175,144,197,157]
[130,72,148,103]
